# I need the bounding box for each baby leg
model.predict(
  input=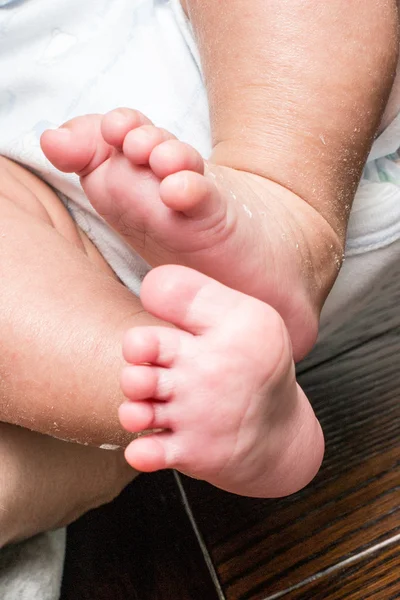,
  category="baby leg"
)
[0,423,133,547]
[0,157,322,501]
[0,156,159,446]
[42,110,334,359]
[0,157,141,543]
